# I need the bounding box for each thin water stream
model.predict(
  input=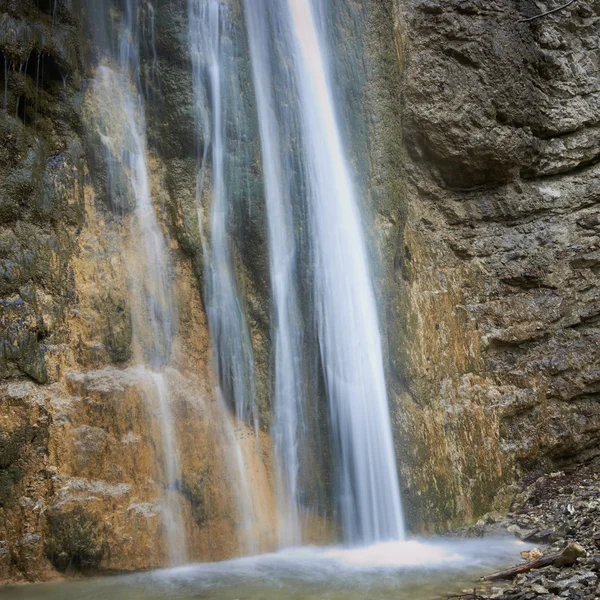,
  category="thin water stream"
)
[245,0,307,548]
[88,0,187,566]
[189,0,257,428]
